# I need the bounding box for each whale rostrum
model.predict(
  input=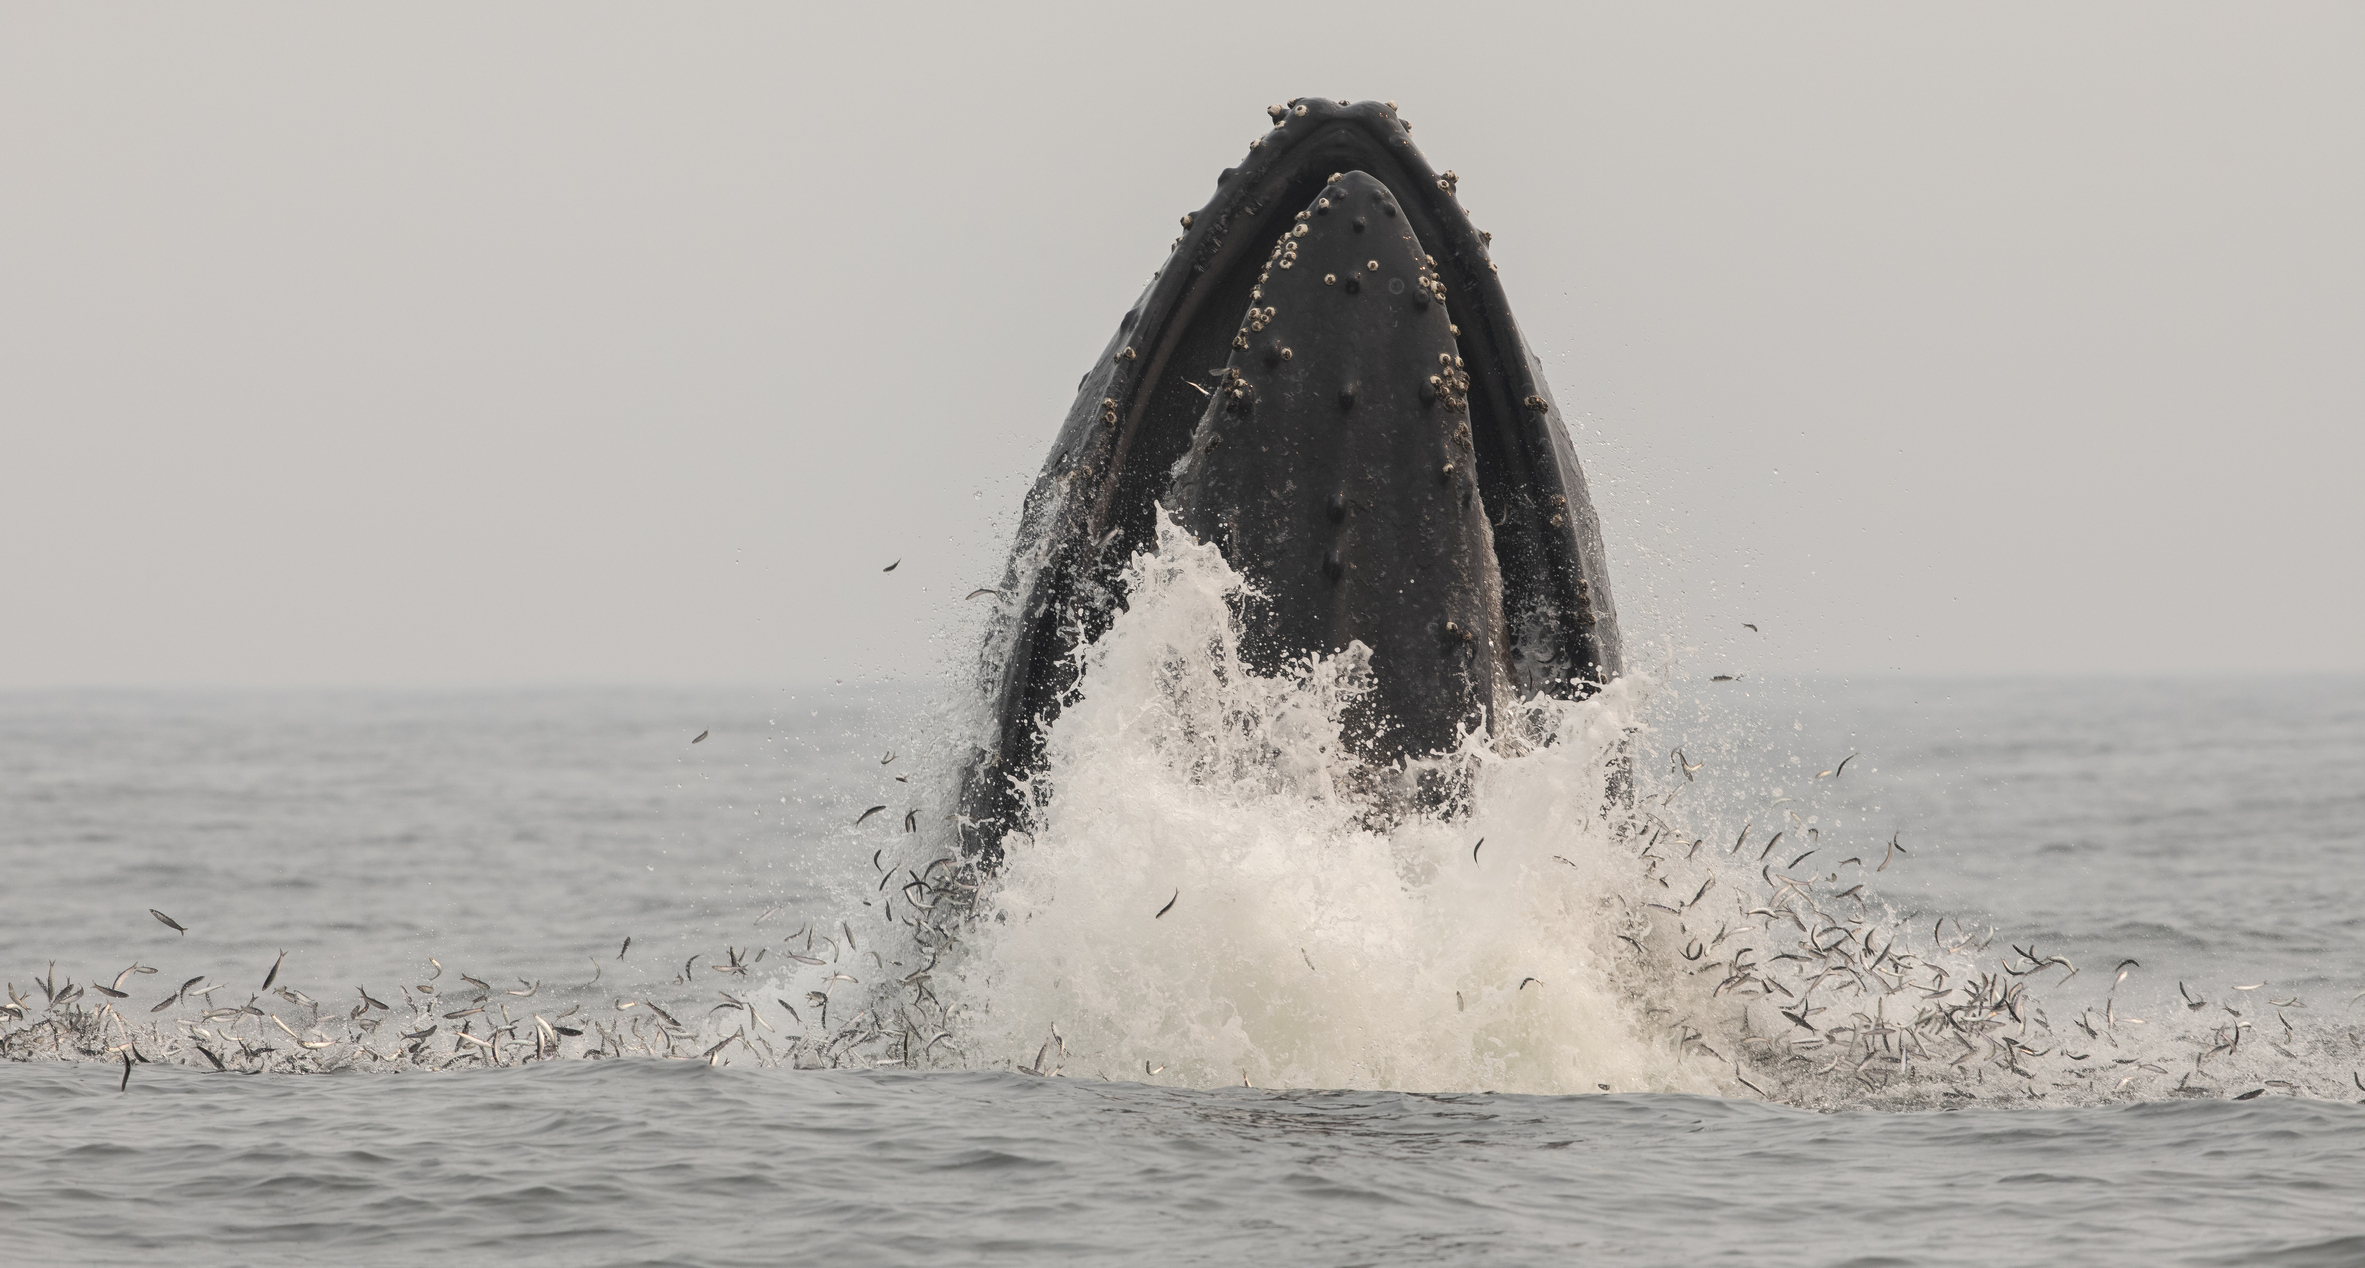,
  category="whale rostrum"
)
[1170,169,1511,763]
[962,98,1622,865]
